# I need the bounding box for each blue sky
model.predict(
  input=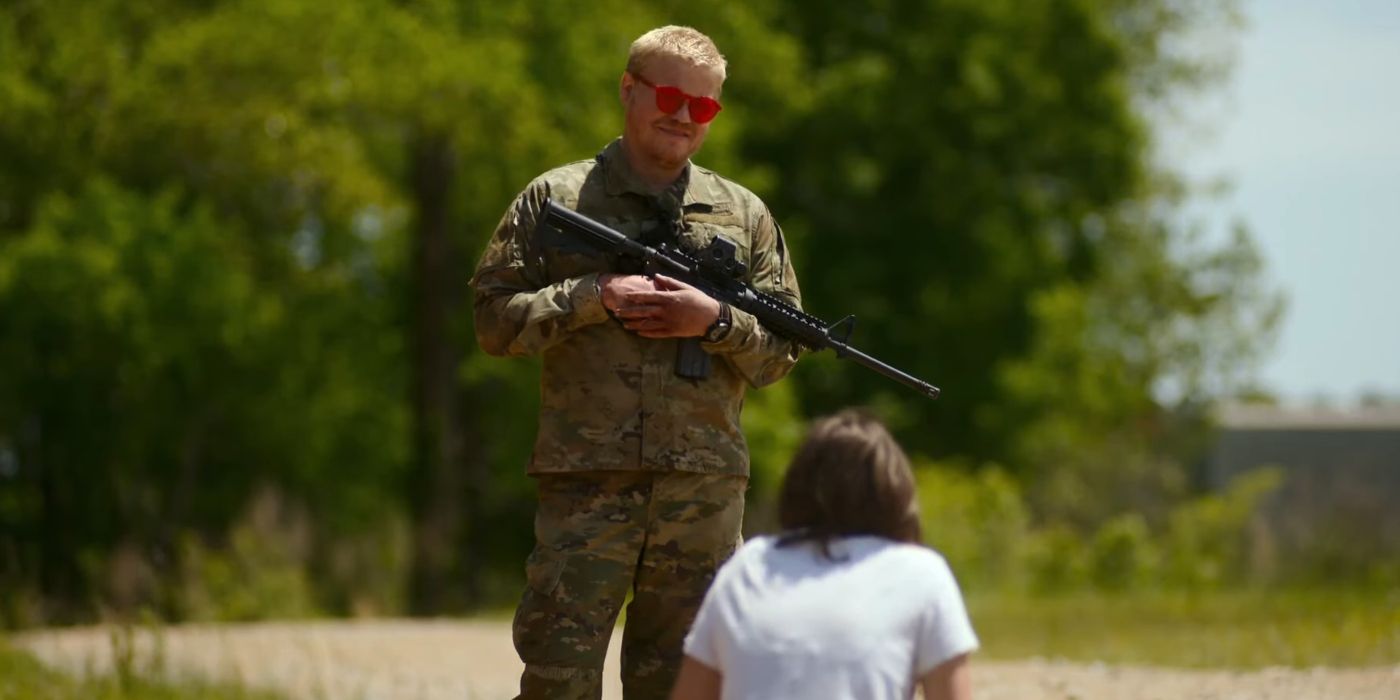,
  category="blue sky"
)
[1169,0,1400,403]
